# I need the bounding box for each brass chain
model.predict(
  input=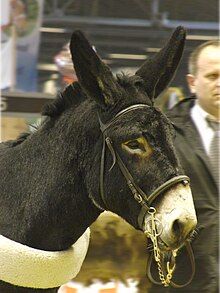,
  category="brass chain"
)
[145,207,177,287]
